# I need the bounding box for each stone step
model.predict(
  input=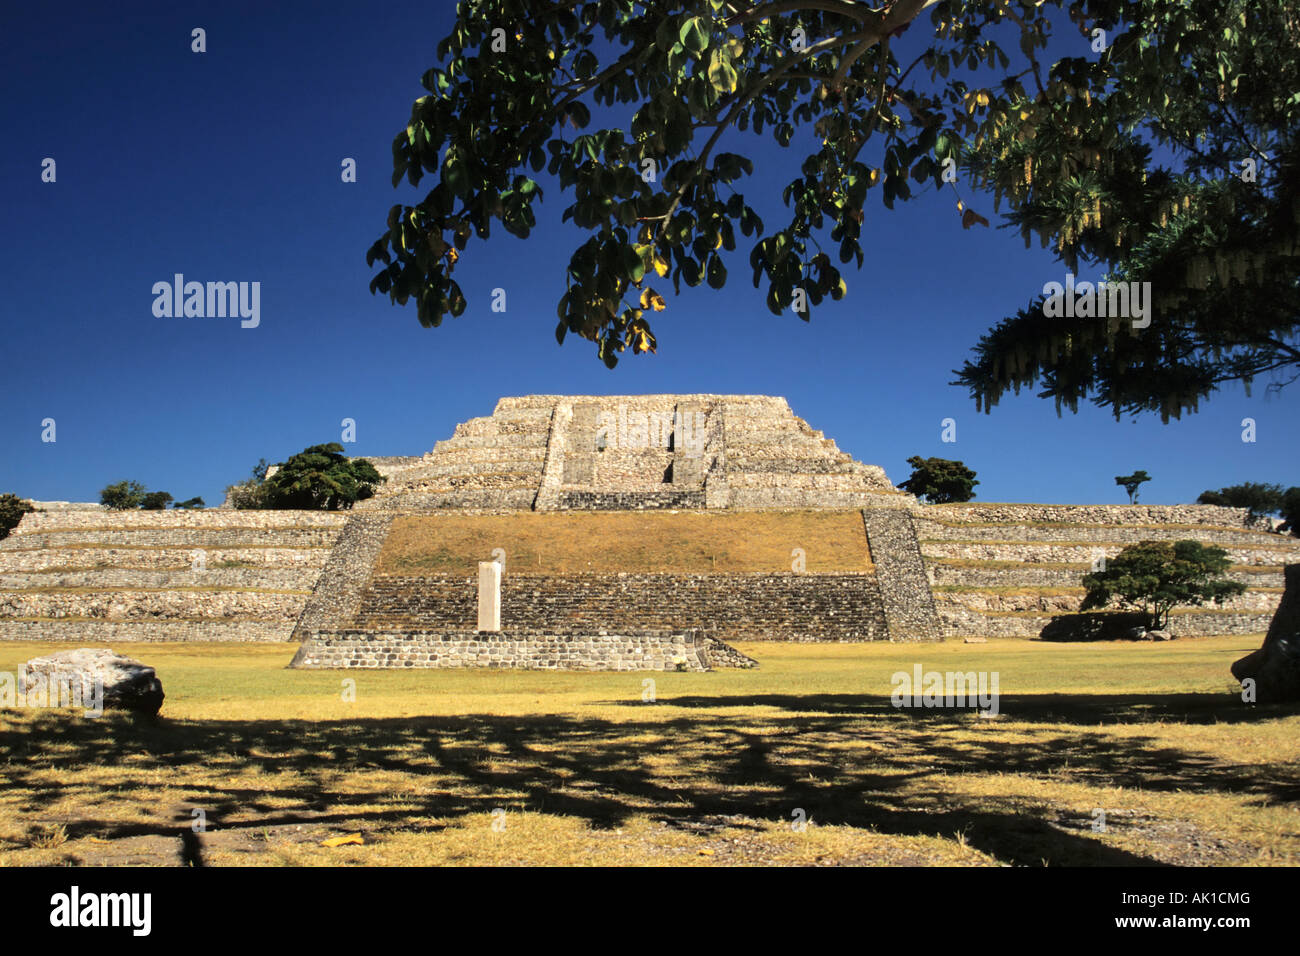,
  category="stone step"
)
[391,460,547,480]
[913,519,1289,547]
[726,489,907,509]
[10,510,349,533]
[933,586,1280,614]
[920,540,1299,565]
[0,620,292,642]
[928,563,1286,589]
[3,528,342,550]
[434,433,548,451]
[414,447,548,465]
[366,489,538,510]
[0,567,321,590]
[0,589,310,621]
[937,606,1275,639]
[0,546,329,573]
